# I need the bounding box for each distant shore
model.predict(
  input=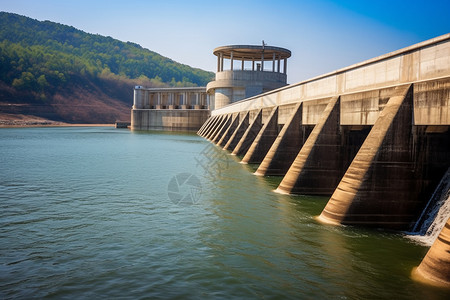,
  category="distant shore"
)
[0,113,118,128]
[0,121,115,128]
